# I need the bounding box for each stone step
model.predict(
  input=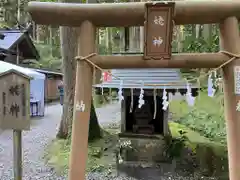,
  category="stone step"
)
[117,161,177,175]
[119,135,168,162]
